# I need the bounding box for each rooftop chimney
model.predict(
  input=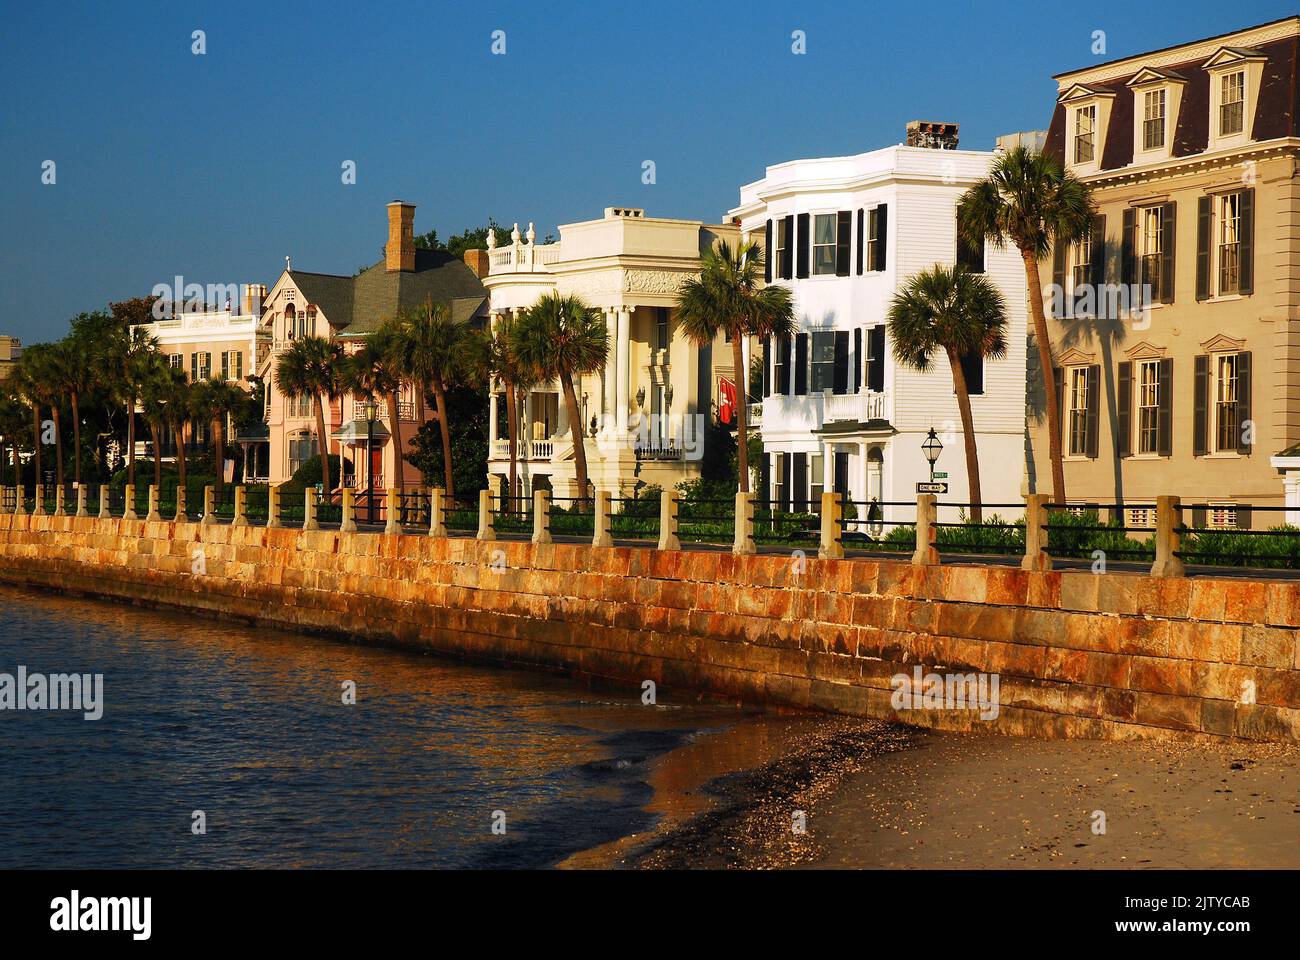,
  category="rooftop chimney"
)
[463,249,490,279]
[906,121,960,150]
[241,283,266,317]
[604,207,645,219]
[386,201,416,272]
